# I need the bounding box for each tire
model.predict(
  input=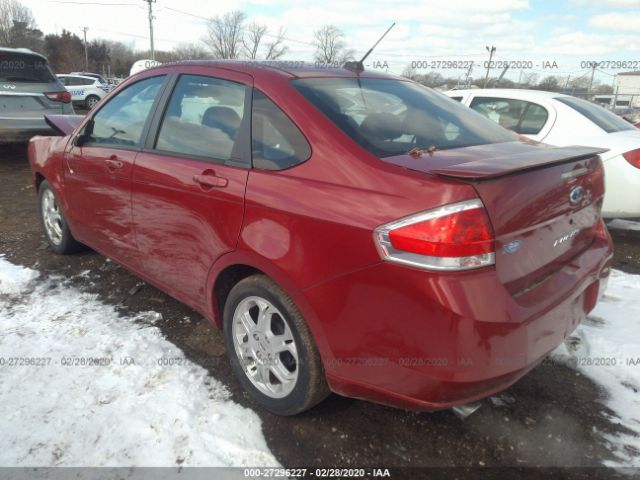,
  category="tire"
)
[223,274,330,415]
[38,180,85,254]
[85,95,100,110]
